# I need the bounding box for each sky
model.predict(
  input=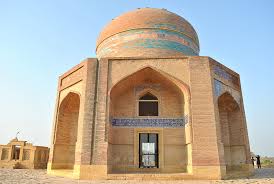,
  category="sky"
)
[0,0,273,156]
